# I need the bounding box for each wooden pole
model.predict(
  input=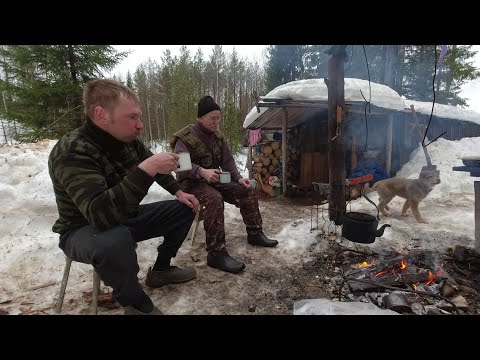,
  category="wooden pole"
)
[410,105,433,167]
[475,181,480,253]
[386,114,393,176]
[282,107,288,196]
[247,144,253,179]
[327,49,346,225]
